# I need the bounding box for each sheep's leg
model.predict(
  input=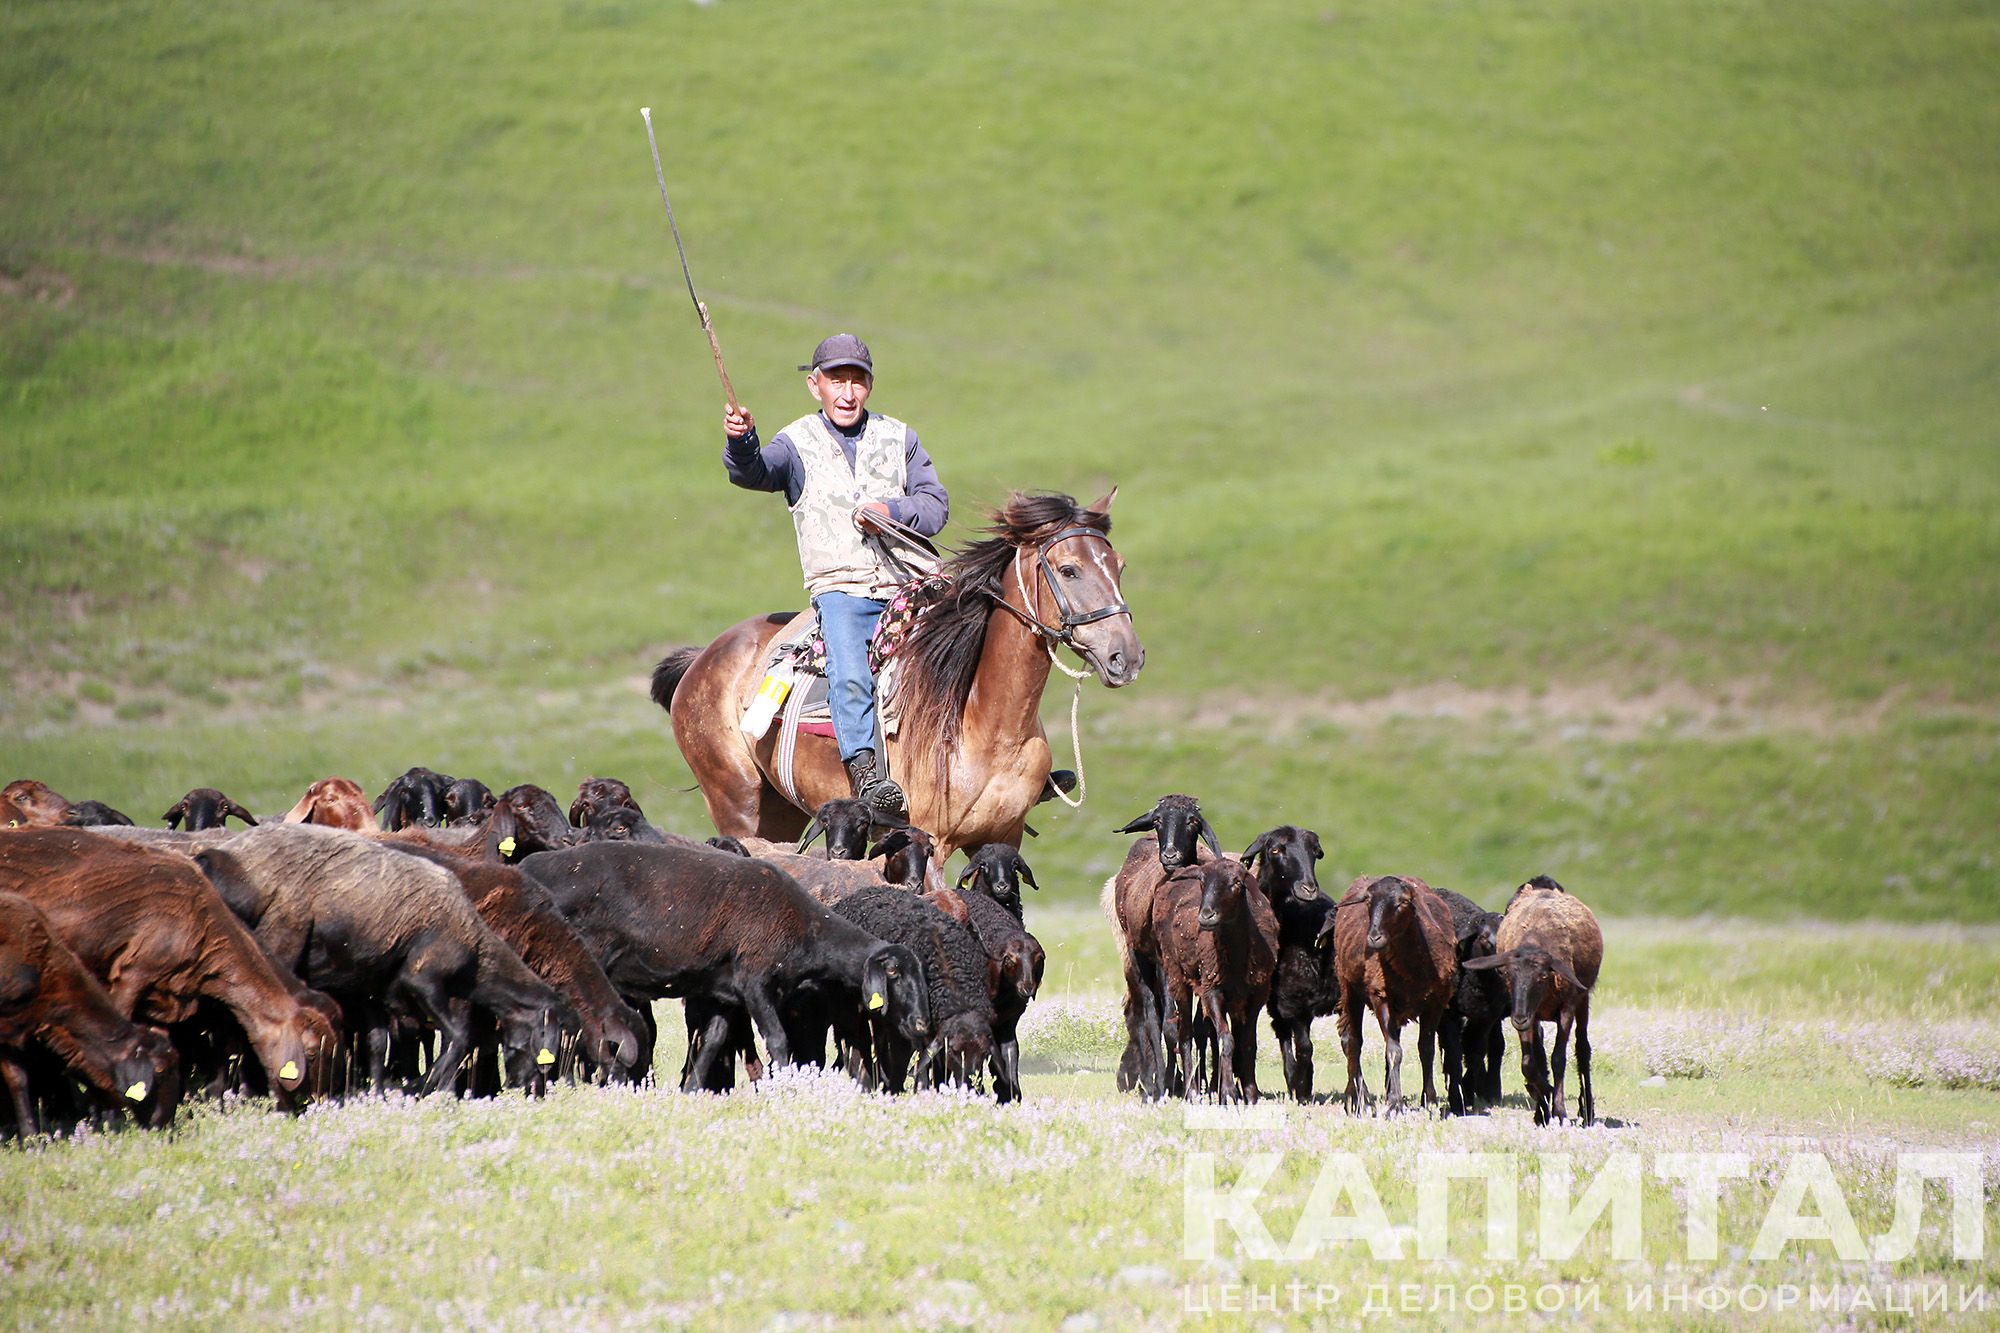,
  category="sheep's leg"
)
[1483,1023,1505,1105]
[1230,1003,1260,1105]
[1122,953,1167,1099]
[629,998,658,1084]
[1417,1020,1438,1110]
[1440,1013,1465,1116]
[1520,1025,1551,1125]
[743,984,792,1070]
[1551,1009,1573,1124]
[1204,990,1235,1104]
[1576,1000,1595,1126]
[1340,989,1368,1114]
[1157,991,1183,1099]
[1377,1005,1403,1115]
[682,1008,737,1092]
[415,1000,474,1099]
[1,1054,39,1137]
